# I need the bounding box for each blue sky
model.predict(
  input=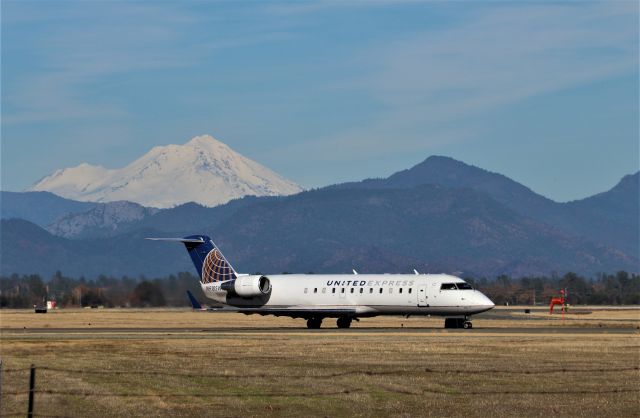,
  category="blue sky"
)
[1,1,638,201]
